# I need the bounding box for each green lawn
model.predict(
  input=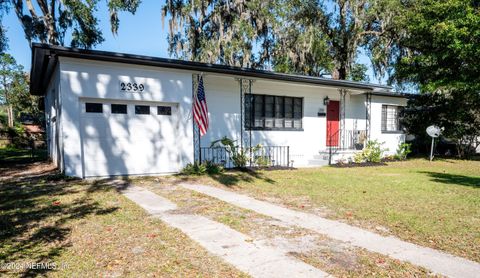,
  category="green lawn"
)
[1,155,478,276]
[191,158,480,262]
